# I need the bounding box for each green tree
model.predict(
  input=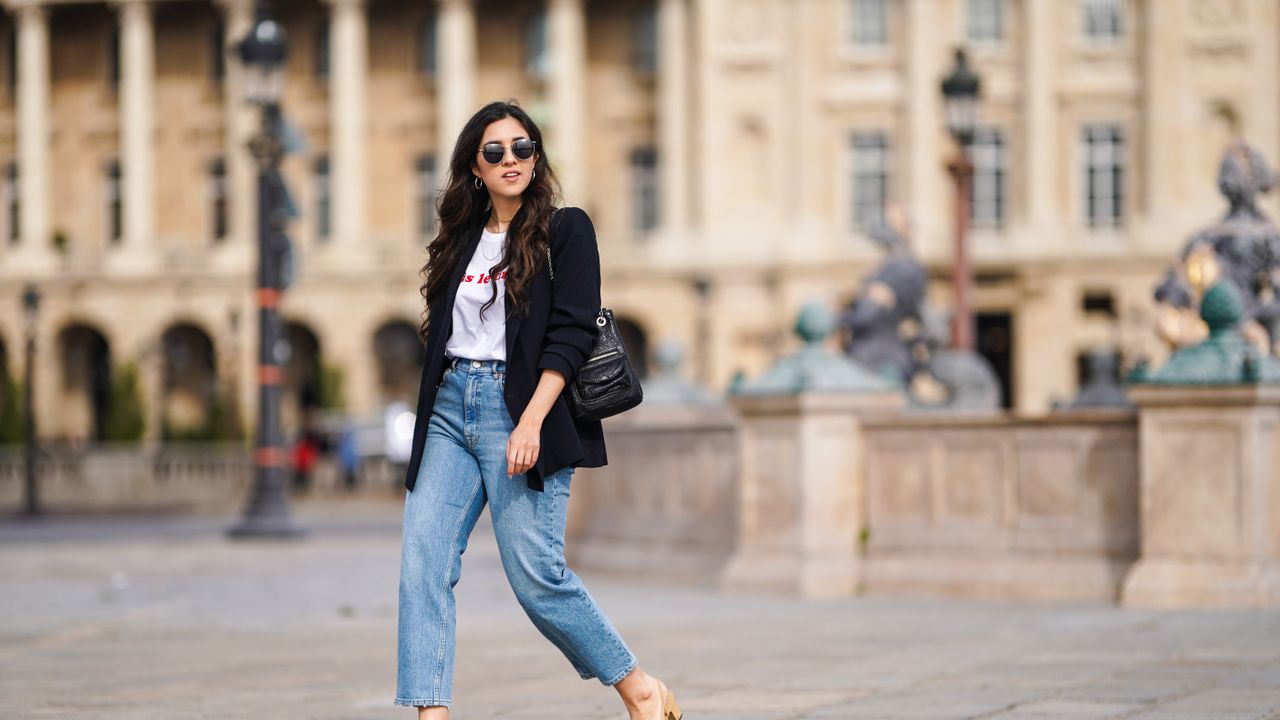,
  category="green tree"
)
[103,362,146,443]
[0,374,23,445]
[162,388,245,443]
[318,362,346,410]
[216,385,246,442]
